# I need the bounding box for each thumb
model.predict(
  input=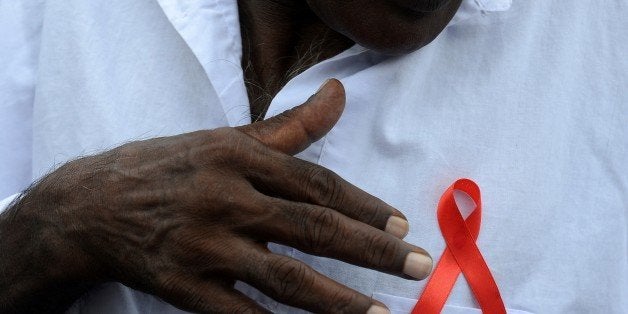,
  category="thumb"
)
[238,79,345,155]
